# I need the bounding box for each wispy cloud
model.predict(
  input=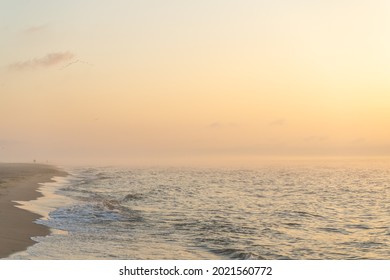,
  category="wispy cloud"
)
[269,118,286,126]
[8,52,75,71]
[304,135,328,142]
[350,137,366,144]
[60,59,94,70]
[208,122,222,128]
[24,24,48,34]
[0,139,20,147]
[207,122,239,129]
